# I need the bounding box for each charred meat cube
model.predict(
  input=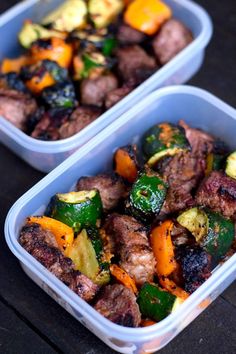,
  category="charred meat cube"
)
[176,245,211,294]
[42,81,77,109]
[76,174,127,212]
[152,19,193,65]
[104,214,156,286]
[0,88,37,130]
[59,106,101,139]
[105,85,133,109]
[19,223,99,302]
[80,73,118,107]
[196,171,236,219]
[116,23,146,44]
[31,107,72,140]
[94,284,141,327]
[0,72,28,93]
[115,45,157,85]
